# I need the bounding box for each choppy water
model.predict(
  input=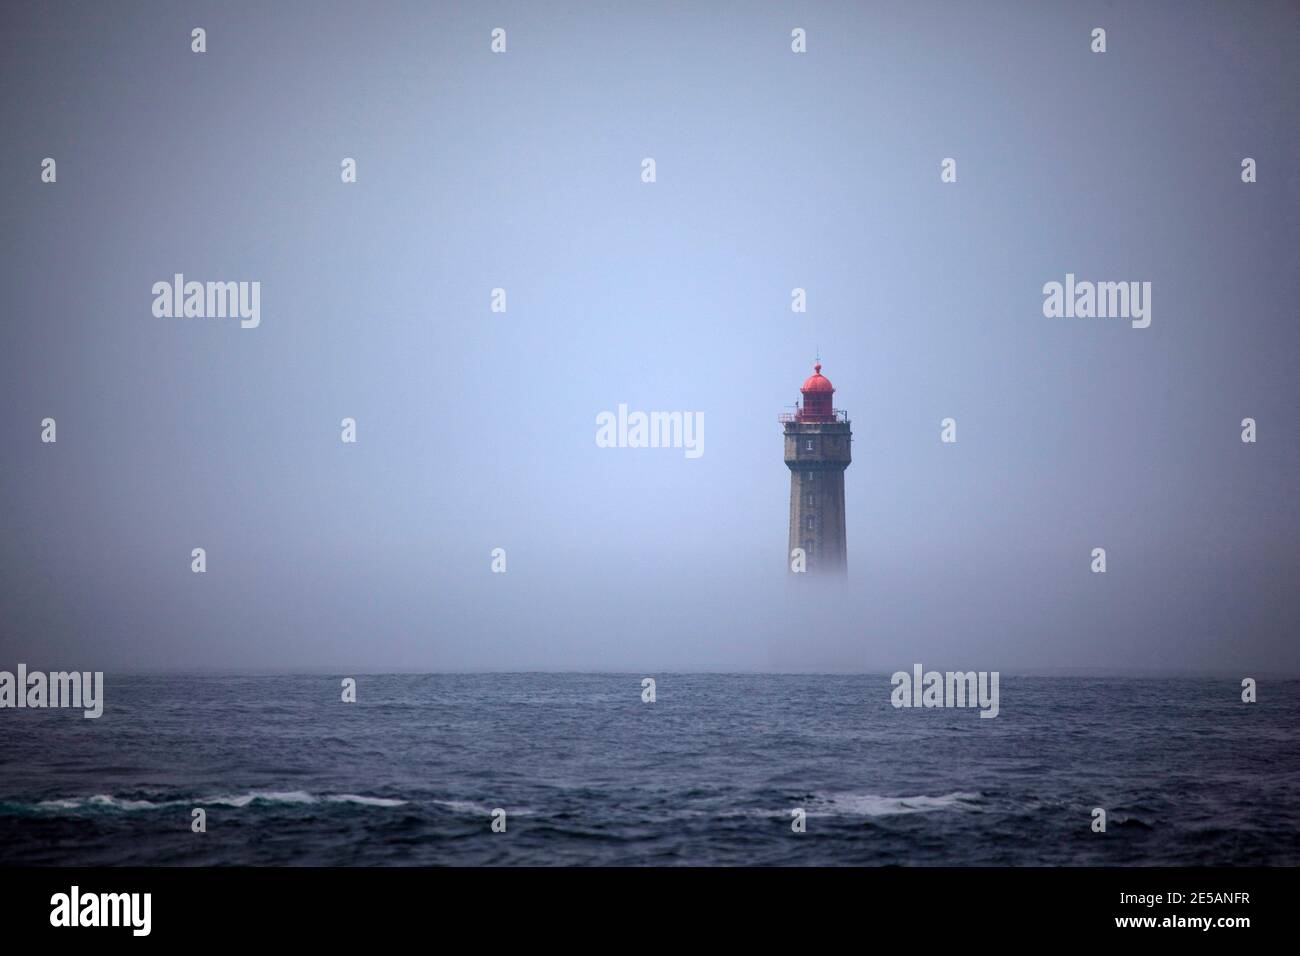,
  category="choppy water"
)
[1,674,1296,865]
